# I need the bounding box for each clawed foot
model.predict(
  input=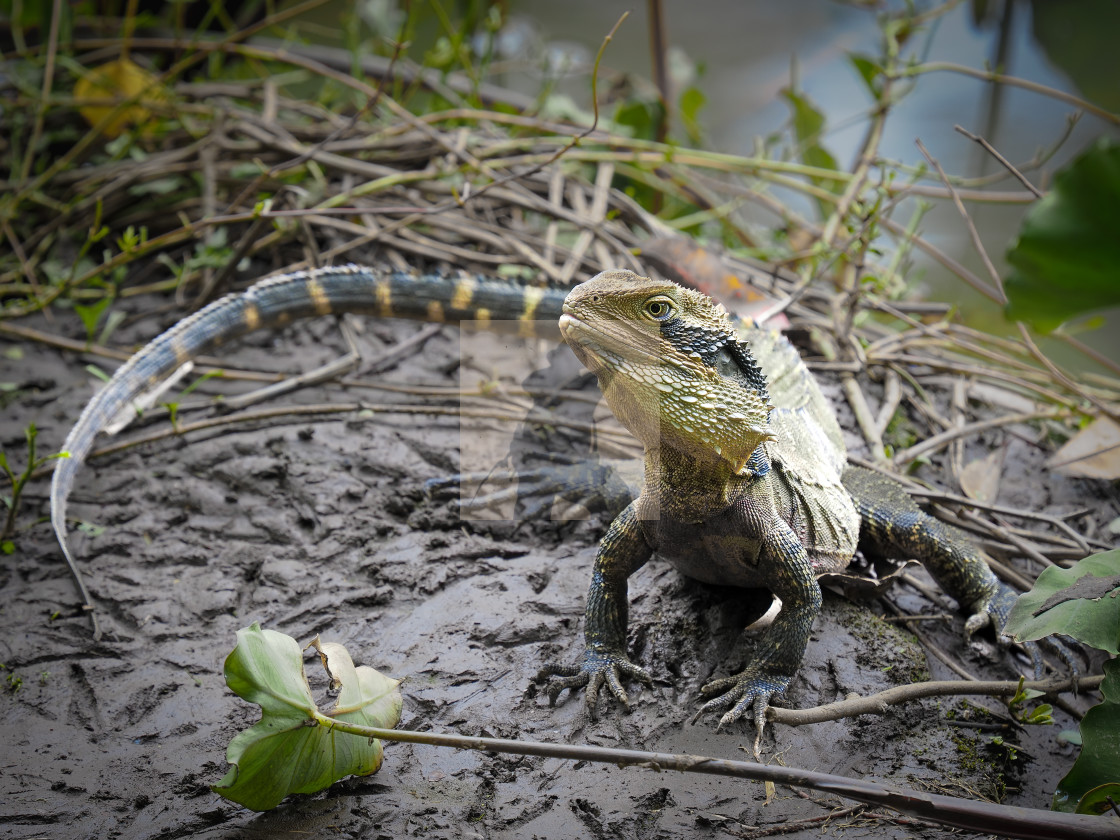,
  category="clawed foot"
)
[690,669,791,732]
[538,649,653,718]
[971,584,1081,682]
